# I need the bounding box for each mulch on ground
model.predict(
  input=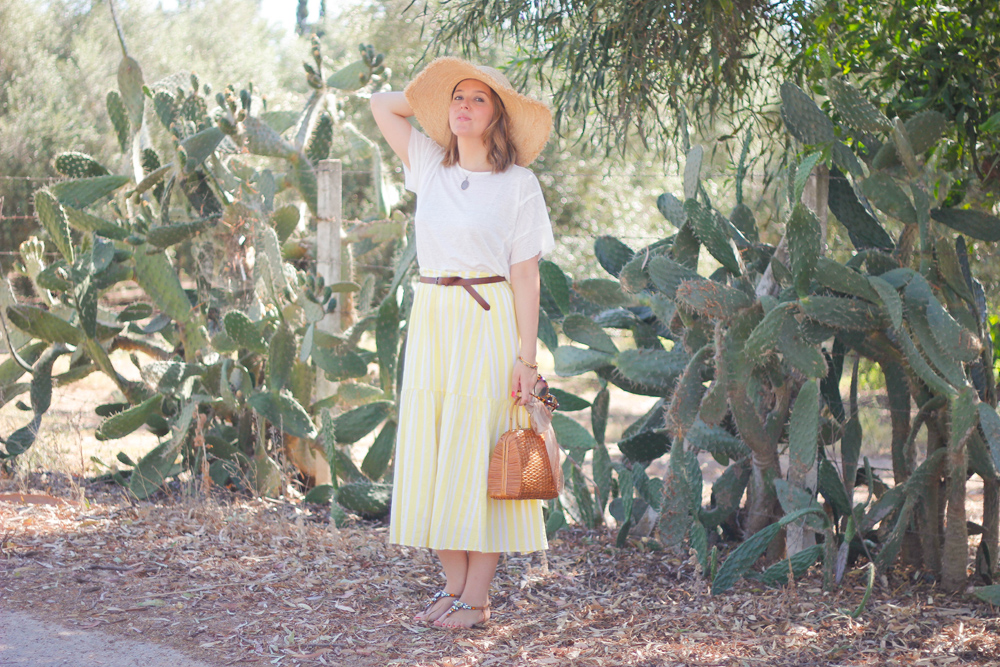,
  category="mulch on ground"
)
[1,473,998,667]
